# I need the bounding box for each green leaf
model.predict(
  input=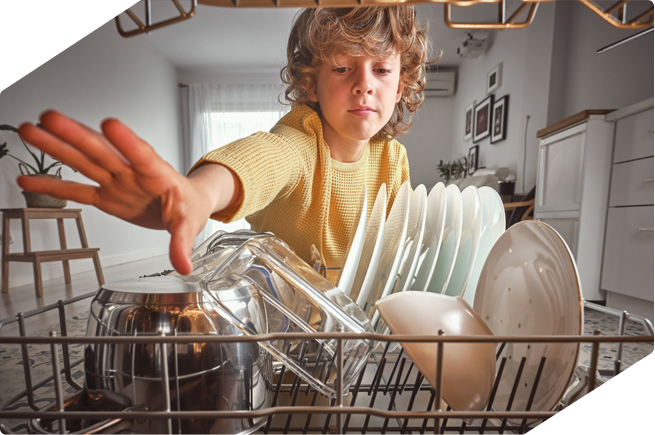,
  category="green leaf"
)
[0,124,19,133]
